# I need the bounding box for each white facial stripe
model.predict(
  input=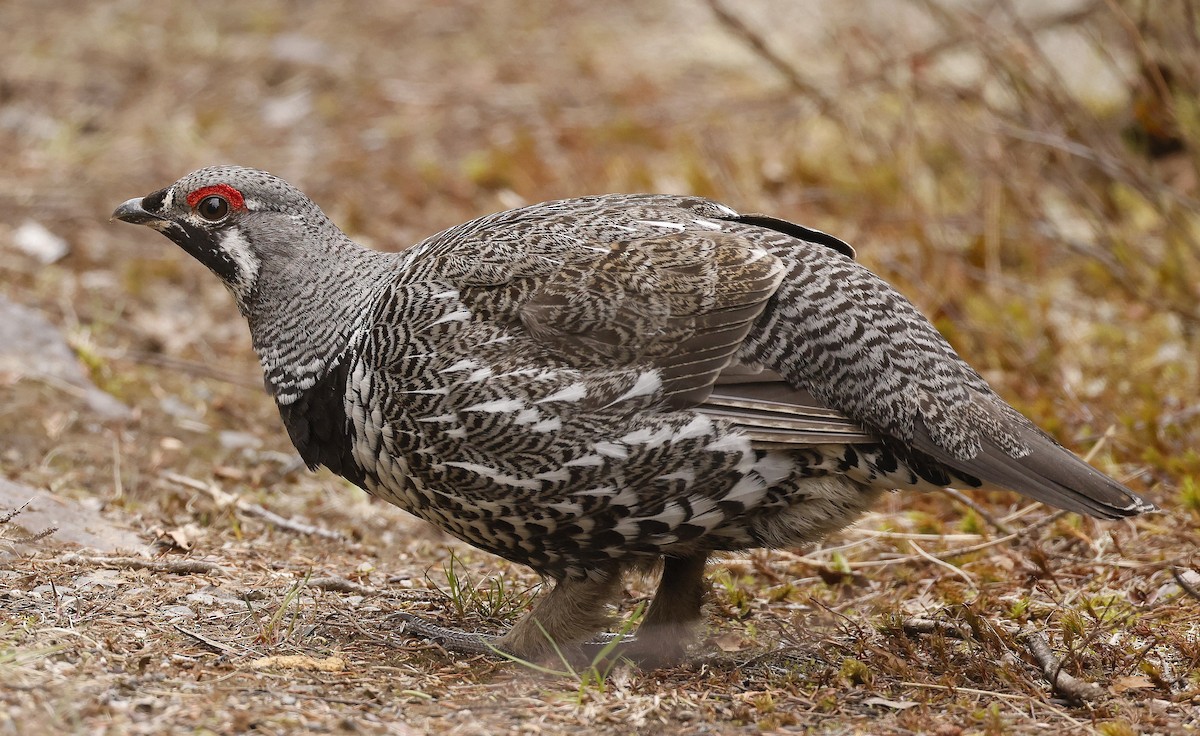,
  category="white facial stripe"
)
[215,228,261,297]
